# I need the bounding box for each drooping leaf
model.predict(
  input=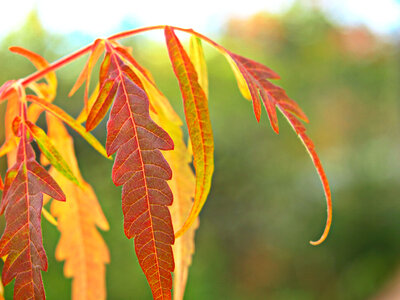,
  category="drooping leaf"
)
[69,39,105,100]
[223,49,331,244]
[146,82,198,300]
[46,115,110,300]
[189,36,208,98]
[0,127,65,299]
[9,46,57,99]
[99,42,175,300]
[9,46,58,128]
[2,99,56,163]
[25,120,79,185]
[279,110,332,245]
[165,26,214,238]
[26,95,109,159]
[225,54,252,101]
[86,78,118,131]
[1,50,58,166]
[75,83,99,124]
